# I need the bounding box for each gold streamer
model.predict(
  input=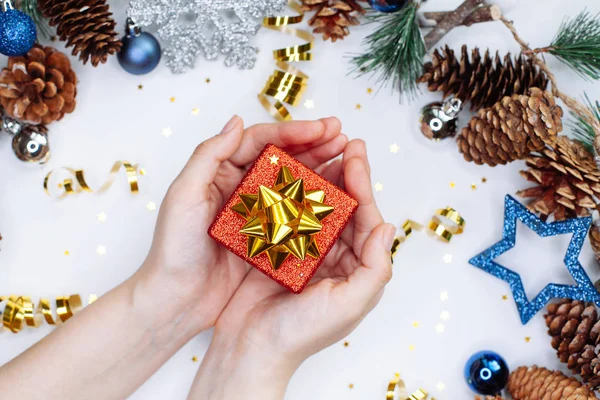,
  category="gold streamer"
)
[44,161,140,199]
[390,208,465,259]
[385,374,429,400]
[1,295,82,333]
[258,1,313,121]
